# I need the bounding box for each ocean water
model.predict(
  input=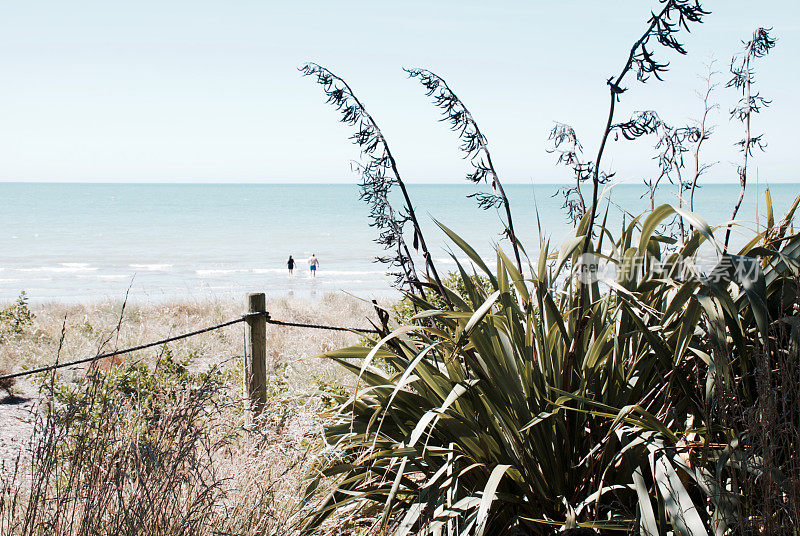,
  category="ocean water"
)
[1,182,798,303]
